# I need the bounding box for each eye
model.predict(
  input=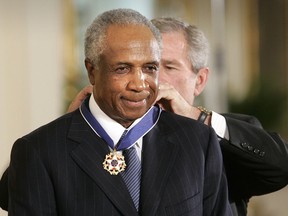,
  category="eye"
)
[164,65,176,70]
[115,66,130,74]
[143,64,159,73]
